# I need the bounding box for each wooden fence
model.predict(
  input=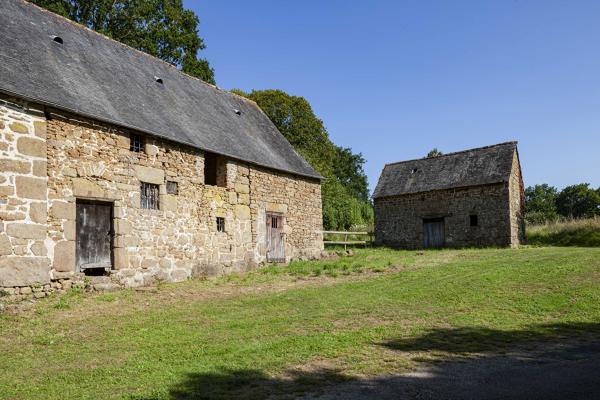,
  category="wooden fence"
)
[321,231,373,250]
